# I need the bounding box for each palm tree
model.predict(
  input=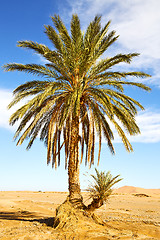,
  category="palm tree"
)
[3,14,150,208]
[86,168,123,211]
